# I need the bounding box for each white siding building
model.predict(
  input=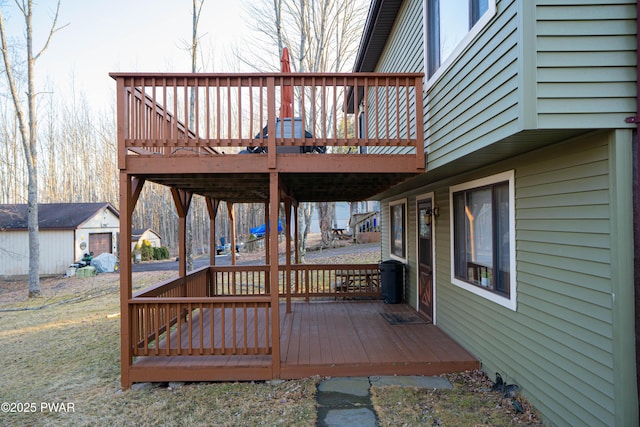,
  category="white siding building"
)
[0,203,119,277]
